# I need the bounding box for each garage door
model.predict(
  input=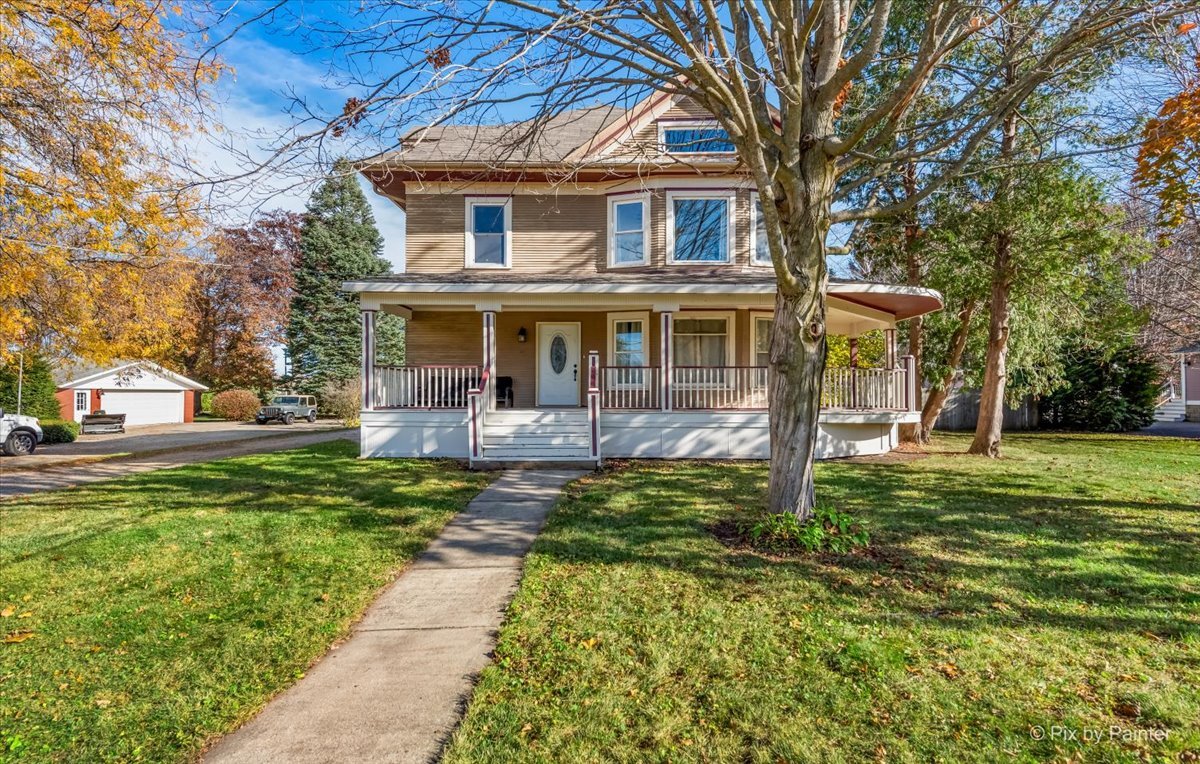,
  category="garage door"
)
[101,391,184,426]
